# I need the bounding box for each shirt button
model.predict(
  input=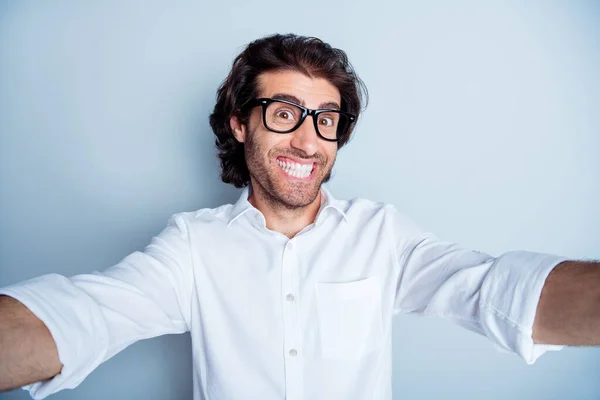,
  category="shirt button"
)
[286,241,294,250]
[286,294,295,302]
[289,349,297,357]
